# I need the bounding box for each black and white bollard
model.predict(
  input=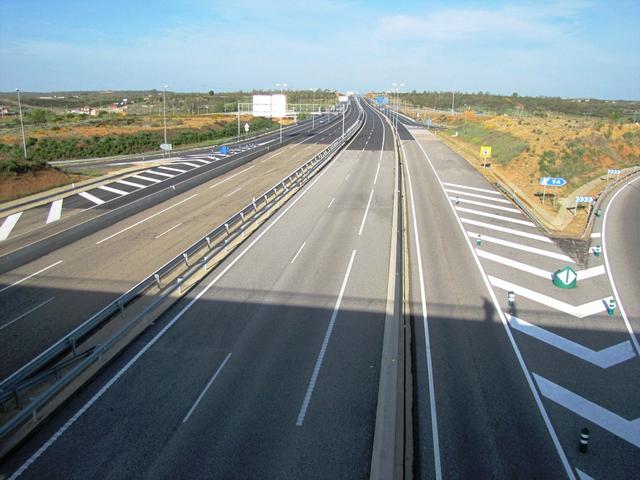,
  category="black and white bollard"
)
[455,196,460,205]
[476,234,482,247]
[579,427,589,453]
[508,291,516,307]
